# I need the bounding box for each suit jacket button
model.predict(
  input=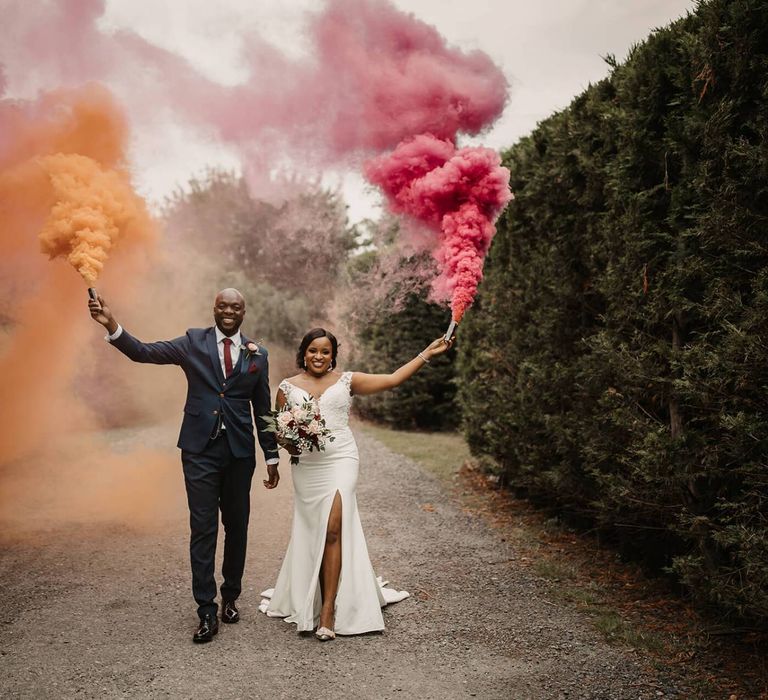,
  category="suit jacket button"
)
[219,393,225,398]
[213,410,218,415]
